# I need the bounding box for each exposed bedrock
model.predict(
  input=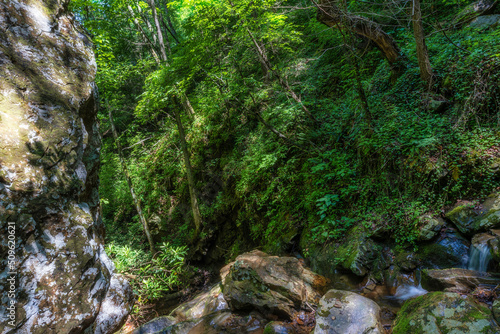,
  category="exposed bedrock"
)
[0,1,132,333]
